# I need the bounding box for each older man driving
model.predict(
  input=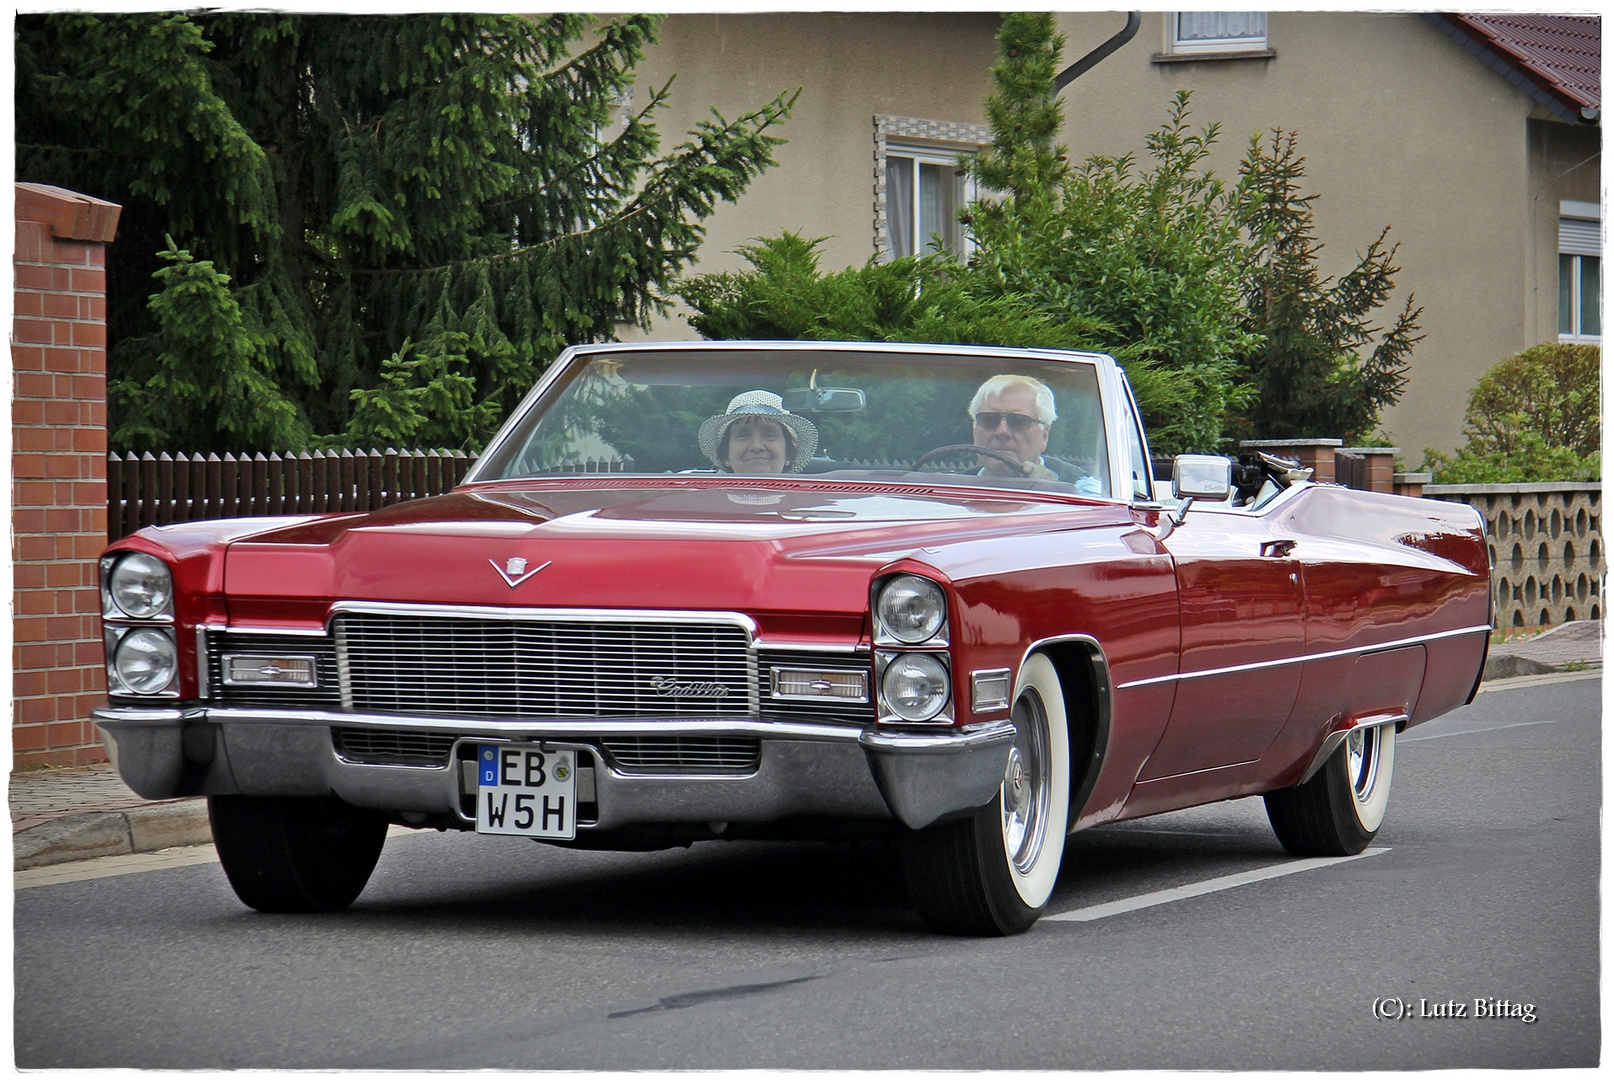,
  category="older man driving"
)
[969,374,1102,494]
